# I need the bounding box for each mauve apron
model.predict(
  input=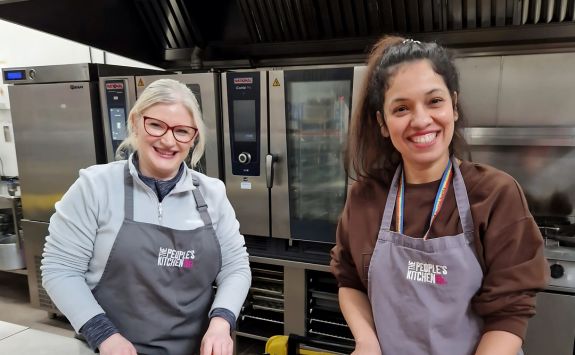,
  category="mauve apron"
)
[92,163,221,355]
[368,158,523,355]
